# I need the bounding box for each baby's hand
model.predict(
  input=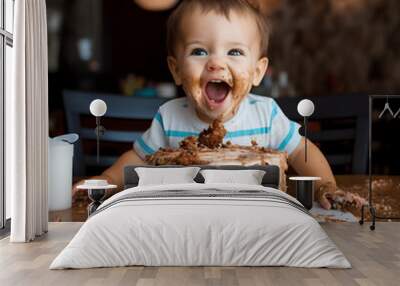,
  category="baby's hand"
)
[317,183,367,210]
[317,182,336,210]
